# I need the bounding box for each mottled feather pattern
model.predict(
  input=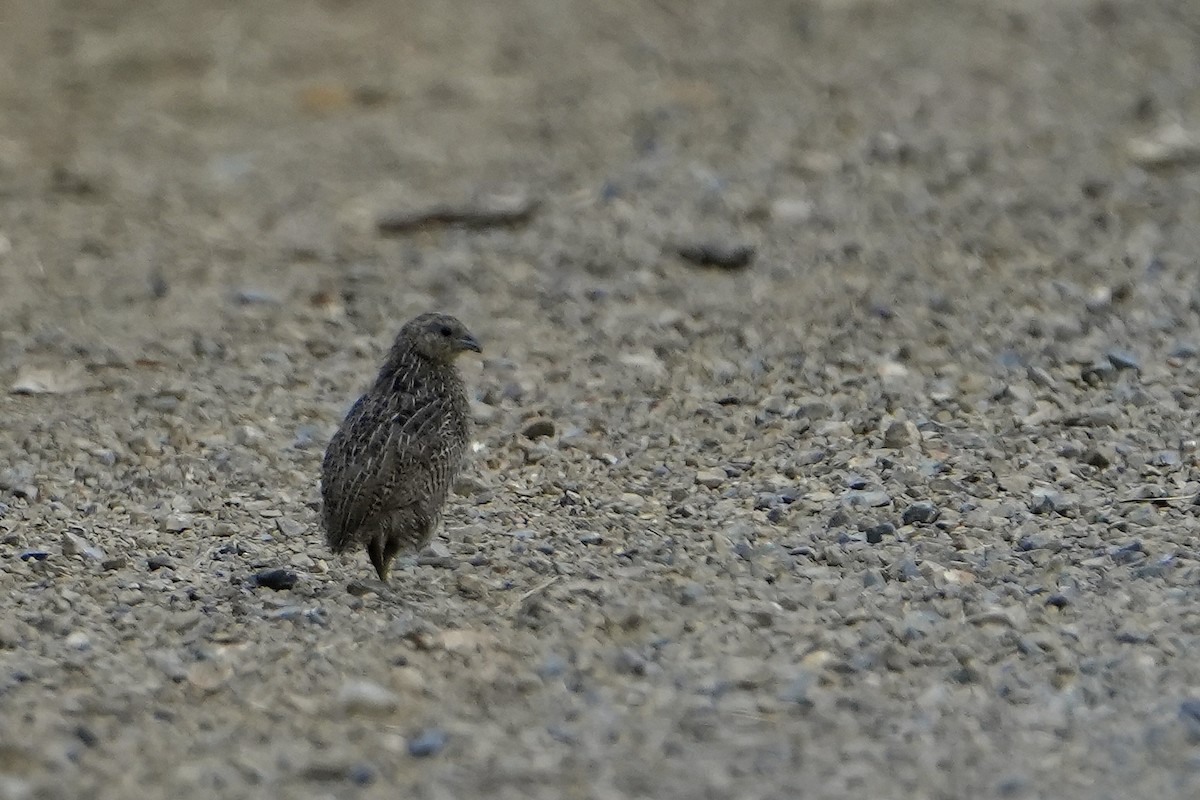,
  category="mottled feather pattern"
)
[319,313,478,581]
